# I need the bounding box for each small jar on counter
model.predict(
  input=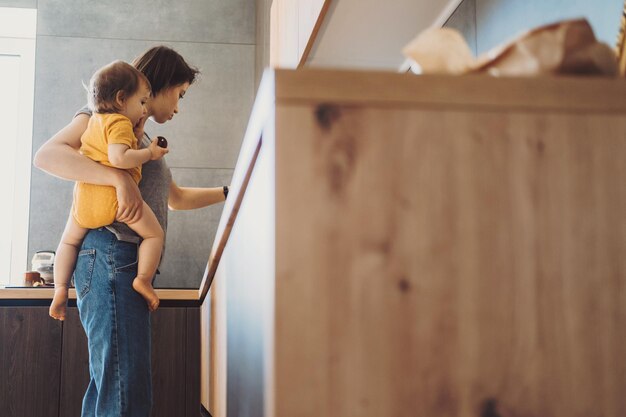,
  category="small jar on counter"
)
[23,271,44,287]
